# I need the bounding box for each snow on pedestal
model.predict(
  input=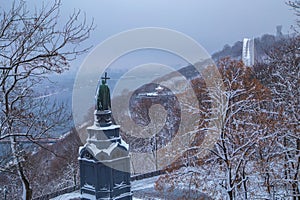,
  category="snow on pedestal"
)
[78,114,132,200]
